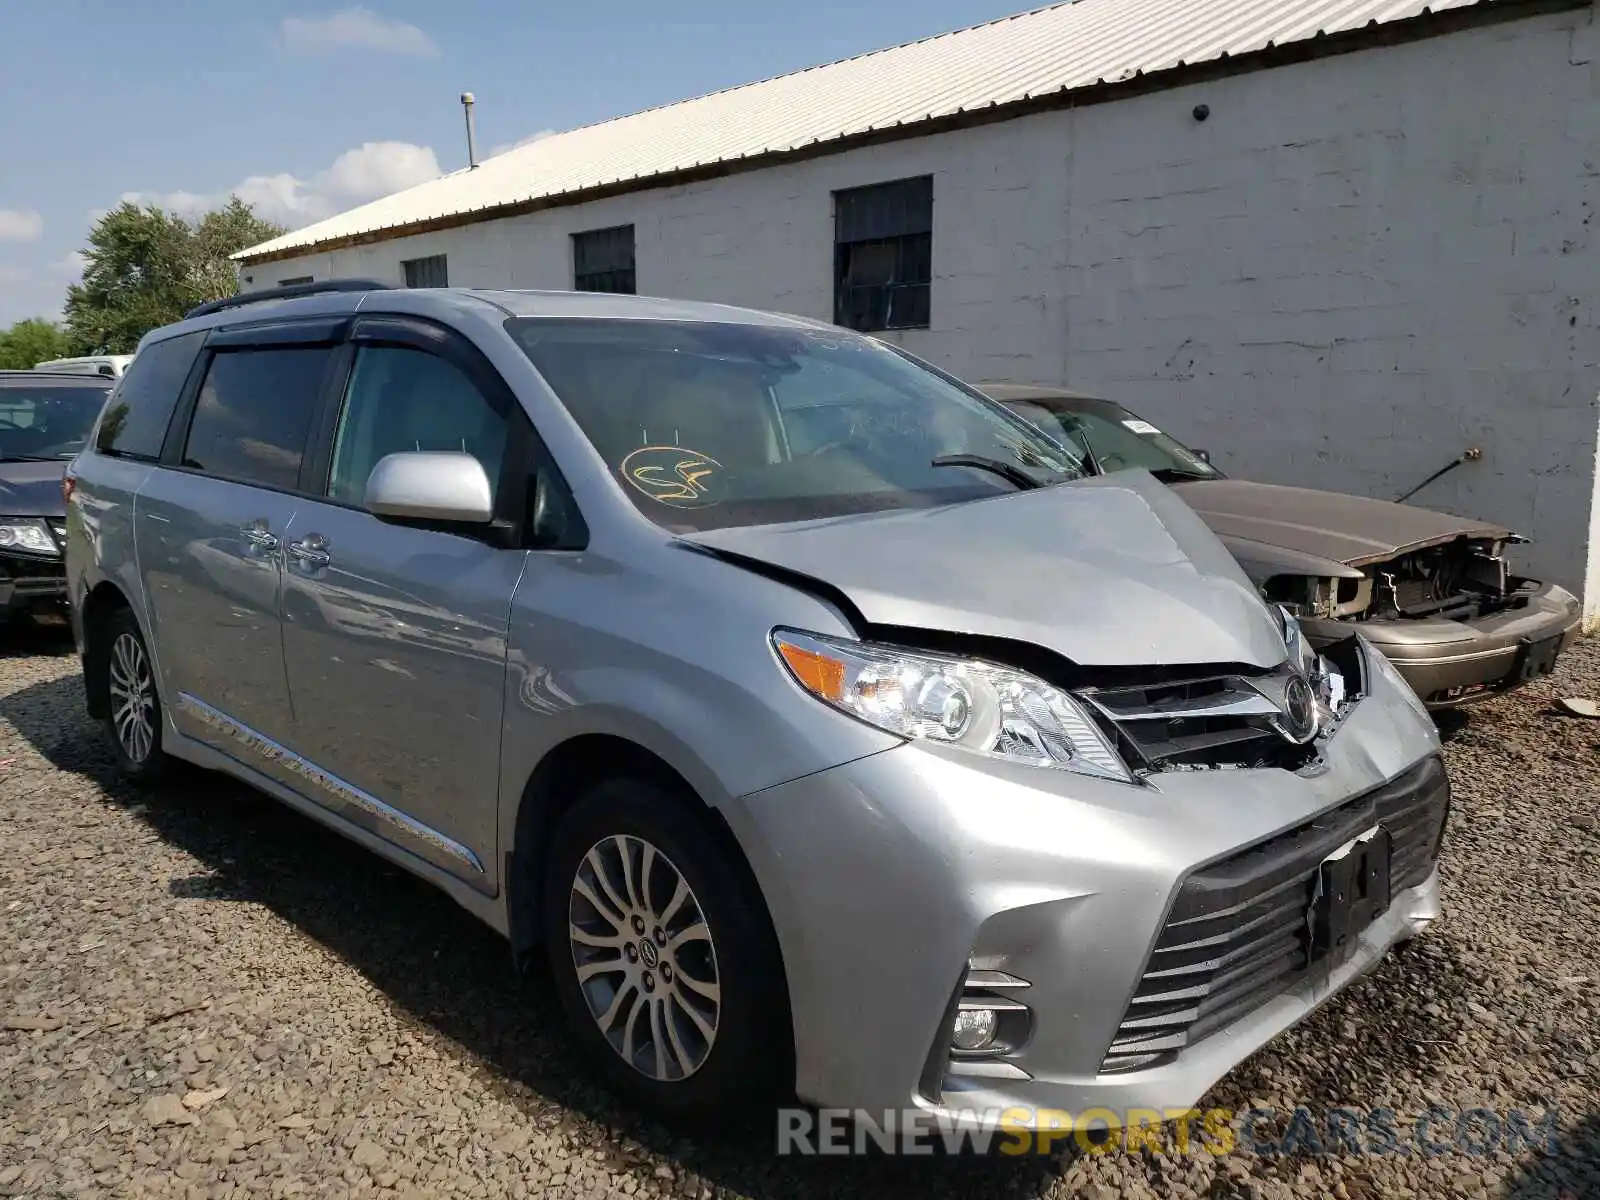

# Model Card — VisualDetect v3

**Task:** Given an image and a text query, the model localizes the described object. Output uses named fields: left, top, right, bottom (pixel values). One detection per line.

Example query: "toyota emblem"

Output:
left=1281, top=673, right=1318, bottom=744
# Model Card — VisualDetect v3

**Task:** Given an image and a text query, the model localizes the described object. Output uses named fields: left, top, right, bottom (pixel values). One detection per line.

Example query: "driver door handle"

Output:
left=287, top=534, right=331, bottom=569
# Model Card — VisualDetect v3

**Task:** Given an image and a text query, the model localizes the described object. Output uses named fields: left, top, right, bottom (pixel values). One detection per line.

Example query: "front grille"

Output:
left=0, top=553, right=65, bottom=582
left=1086, top=670, right=1303, bottom=771
left=1100, top=755, right=1449, bottom=1074
left=1081, top=637, right=1366, bottom=775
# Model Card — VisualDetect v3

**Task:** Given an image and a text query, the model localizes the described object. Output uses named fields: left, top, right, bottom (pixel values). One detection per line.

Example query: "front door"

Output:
left=279, top=330, right=526, bottom=890
left=138, top=339, right=339, bottom=759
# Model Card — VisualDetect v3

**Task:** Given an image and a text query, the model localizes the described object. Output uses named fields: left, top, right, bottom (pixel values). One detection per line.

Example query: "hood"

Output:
left=1167, top=479, right=1511, bottom=568
left=685, top=470, right=1287, bottom=669
left=0, top=459, right=68, bottom=518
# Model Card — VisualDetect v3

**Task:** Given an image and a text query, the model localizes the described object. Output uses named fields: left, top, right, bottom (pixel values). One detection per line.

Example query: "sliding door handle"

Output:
left=287, top=534, right=331, bottom=569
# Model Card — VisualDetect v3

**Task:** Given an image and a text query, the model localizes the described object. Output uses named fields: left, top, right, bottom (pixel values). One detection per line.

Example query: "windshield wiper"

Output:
left=0, top=455, right=71, bottom=463
left=931, top=454, right=1044, bottom=491
left=1148, top=466, right=1215, bottom=483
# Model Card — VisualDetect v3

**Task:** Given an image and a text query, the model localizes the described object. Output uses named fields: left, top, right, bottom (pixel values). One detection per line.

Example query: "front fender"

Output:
left=494, top=545, right=902, bottom=879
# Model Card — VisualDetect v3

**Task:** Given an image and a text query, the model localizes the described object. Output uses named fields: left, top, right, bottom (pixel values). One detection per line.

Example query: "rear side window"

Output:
left=181, top=347, right=334, bottom=491
left=95, top=332, right=205, bottom=460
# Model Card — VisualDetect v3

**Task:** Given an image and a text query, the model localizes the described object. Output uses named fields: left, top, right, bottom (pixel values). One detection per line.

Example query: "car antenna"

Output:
left=1394, top=447, right=1483, bottom=504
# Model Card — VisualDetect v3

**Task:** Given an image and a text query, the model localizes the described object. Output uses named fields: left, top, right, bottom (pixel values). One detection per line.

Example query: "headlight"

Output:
left=0, top=519, right=59, bottom=556
left=771, top=629, right=1133, bottom=783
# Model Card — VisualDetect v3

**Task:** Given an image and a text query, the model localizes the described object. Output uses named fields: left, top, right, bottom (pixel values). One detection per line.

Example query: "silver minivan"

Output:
left=65, top=282, right=1447, bottom=1129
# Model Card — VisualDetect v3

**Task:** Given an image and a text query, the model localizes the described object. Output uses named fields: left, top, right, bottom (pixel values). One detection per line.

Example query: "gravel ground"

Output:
left=1, top=622, right=1597, bottom=1199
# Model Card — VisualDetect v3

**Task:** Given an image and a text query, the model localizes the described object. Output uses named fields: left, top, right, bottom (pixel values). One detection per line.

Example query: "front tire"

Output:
left=542, top=778, right=786, bottom=1127
left=99, top=608, right=168, bottom=781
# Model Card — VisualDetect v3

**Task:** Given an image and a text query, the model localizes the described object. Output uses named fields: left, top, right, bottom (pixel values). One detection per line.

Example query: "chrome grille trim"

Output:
left=1082, top=666, right=1316, bottom=772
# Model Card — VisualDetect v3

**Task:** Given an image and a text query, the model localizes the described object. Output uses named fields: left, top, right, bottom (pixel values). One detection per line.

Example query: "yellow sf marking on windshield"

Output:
left=620, top=446, right=726, bottom=508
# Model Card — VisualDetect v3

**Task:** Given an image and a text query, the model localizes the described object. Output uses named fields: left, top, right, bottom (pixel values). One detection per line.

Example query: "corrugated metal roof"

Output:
left=237, top=0, right=1515, bottom=263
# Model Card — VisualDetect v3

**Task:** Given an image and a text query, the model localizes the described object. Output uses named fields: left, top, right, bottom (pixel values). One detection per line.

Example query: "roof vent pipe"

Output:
left=461, top=92, right=479, bottom=168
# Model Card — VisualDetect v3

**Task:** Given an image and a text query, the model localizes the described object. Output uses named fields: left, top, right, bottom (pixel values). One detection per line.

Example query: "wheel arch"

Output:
left=80, top=580, right=136, bottom=720
left=504, top=732, right=795, bottom=1076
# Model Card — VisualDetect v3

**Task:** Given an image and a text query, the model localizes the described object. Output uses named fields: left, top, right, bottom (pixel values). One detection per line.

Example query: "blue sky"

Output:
left=0, top=0, right=1032, bottom=326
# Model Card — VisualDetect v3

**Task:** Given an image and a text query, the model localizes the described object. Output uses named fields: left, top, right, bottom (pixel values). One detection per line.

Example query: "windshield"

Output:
left=1005, top=395, right=1220, bottom=481
left=0, top=386, right=111, bottom=461
left=506, top=318, right=1087, bottom=531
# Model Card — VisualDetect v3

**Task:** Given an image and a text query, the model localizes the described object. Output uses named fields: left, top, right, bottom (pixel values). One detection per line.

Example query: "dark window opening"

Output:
left=401, top=255, right=449, bottom=289
left=180, top=347, right=333, bottom=491
left=573, top=226, right=636, bottom=294
left=834, top=176, right=932, bottom=333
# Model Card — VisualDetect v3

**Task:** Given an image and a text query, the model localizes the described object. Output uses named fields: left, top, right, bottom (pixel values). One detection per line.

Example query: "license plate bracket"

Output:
left=1512, top=633, right=1562, bottom=684
left=1308, top=826, right=1392, bottom=969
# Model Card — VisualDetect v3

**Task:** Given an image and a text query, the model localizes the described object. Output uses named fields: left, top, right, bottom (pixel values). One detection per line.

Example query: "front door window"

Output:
left=328, top=344, right=508, bottom=506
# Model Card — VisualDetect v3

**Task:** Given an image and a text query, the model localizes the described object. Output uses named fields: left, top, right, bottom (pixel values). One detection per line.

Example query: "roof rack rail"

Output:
left=185, top=277, right=395, bottom=320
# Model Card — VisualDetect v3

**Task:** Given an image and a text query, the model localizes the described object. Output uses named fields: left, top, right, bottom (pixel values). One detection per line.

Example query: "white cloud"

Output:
left=281, top=7, right=438, bottom=56
left=0, top=209, right=43, bottom=243
left=118, top=140, right=443, bottom=231
left=0, top=252, right=87, bottom=325
left=321, top=141, right=442, bottom=199
left=488, top=129, right=557, bottom=158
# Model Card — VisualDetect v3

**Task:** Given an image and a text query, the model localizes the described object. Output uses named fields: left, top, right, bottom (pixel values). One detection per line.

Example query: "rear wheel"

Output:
left=100, top=608, right=168, bottom=780
left=542, top=778, right=786, bottom=1126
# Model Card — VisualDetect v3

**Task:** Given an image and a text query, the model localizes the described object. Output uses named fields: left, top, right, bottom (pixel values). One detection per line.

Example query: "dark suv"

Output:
left=0, top=370, right=114, bottom=622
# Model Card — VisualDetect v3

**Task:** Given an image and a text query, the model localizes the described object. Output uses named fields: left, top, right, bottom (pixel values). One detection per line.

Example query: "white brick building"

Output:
left=235, top=0, right=1600, bottom=622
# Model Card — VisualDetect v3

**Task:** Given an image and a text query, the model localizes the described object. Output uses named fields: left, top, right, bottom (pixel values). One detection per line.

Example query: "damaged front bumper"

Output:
left=722, top=638, right=1445, bottom=1127
left=1303, top=581, right=1581, bottom=708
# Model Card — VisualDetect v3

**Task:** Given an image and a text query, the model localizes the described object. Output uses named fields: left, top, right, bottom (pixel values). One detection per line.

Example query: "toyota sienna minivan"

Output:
left=64, top=280, right=1448, bottom=1128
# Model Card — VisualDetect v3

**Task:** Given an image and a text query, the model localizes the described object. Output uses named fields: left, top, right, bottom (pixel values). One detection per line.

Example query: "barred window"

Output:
left=401, top=254, right=449, bottom=288
left=573, top=226, right=636, bottom=294
left=833, top=177, right=932, bottom=333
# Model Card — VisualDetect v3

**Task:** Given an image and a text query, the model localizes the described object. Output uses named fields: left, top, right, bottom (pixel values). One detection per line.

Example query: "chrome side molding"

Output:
left=175, top=692, right=486, bottom=877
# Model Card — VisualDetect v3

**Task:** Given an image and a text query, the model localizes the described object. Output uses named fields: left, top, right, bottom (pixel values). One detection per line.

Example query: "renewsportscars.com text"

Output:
left=776, top=1104, right=1564, bottom=1158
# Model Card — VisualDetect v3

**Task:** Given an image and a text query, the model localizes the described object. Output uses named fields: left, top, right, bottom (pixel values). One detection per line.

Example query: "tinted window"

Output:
left=95, top=332, right=205, bottom=460
left=181, top=347, right=332, bottom=490
left=327, top=345, right=507, bottom=506
left=507, top=317, right=1085, bottom=532
left=0, top=386, right=111, bottom=461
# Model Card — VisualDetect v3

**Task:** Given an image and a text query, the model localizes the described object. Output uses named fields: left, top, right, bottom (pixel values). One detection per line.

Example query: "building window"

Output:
left=833, top=176, right=932, bottom=332
left=402, top=254, right=449, bottom=288
left=279, top=276, right=313, bottom=286
left=572, top=226, right=636, bottom=294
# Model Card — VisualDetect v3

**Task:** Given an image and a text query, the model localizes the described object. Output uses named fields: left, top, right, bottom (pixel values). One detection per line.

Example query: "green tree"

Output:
left=0, top=318, right=72, bottom=370
left=64, top=197, right=285, bottom=354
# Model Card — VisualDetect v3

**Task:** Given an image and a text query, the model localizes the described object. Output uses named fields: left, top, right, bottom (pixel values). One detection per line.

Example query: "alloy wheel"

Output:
left=567, top=834, right=721, bottom=1082
left=108, top=631, right=155, bottom=764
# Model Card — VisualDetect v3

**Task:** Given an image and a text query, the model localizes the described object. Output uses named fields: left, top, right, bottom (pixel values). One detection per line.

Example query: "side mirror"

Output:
left=365, top=451, right=493, bottom=525
left=1192, top=448, right=1211, bottom=463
